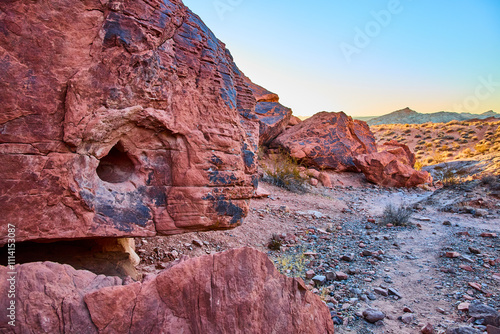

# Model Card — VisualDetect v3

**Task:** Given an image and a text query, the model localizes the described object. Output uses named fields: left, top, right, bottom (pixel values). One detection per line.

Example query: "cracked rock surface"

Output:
left=0, top=0, right=259, bottom=245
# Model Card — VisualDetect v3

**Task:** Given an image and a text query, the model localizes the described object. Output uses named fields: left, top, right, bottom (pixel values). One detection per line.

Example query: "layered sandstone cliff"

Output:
left=0, top=0, right=260, bottom=245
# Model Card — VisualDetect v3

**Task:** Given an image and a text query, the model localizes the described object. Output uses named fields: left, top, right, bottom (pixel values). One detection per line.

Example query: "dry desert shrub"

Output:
left=458, top=148, right=474, bottom=158
left=261, top=151, right=308, bottom=193
left=480, top=174, right=499, bottom=188
left=381, top=204, right=413, bottom=227
left=432, top=152, right=446, bottom=164
left=271, top=248, right=307, bottom=278
left=268, top=234, right=283, bottom=251
left=474, top=143, right=490, bottom=154
left=437, top=168, right=467, bottom=187
left=439, top=144, right=449, bottom=152
left=414, top=160, right=423, bottom=171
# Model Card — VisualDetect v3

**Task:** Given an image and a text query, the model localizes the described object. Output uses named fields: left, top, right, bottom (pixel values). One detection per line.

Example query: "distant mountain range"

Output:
left=360, top=108, right=499, bottom=125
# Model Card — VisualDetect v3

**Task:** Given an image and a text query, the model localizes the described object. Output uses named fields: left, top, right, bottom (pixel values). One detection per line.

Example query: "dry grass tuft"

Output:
left=381, top=204, right=413, bottom=226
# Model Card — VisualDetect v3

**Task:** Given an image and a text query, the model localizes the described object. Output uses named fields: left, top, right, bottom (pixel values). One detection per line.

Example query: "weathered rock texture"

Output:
left=242, top=76, right=293, bottom=146
left=272, top=111, right=377, bottom=171
left=0, top=261, right=122, bottom=333
left=0, top=248, right=334, bottom=334
left=288, top=115, right=302, bottom=128
left=255, top=102, right=293, bottom=146
left=85, top=247, right=334, bottom=334
left=244, top=75, right=279, bottom=103
left=0, top=0, right=259, bottom=245
left=354, top=141, right=432, bottom=187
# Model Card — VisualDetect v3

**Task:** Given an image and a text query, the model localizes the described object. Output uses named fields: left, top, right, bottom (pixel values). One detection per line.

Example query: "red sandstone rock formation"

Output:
left=0, top=261, right=122, bottom=333
left=288, top=115, right=302, bottom=128
left=255, top=102, right=293, bottom=146
left=353, top=141, right=432, bottom=187
left=0, top=248, right=334, bottom=334
left=244, top=76, right=280, bottom=103
left=0, top=0, right=260, bottom=245
left=272, top=111, right=377, bottom=171
left=382, top=140, right=416, bottom=165
left=242, top=76, right=293, bottom=146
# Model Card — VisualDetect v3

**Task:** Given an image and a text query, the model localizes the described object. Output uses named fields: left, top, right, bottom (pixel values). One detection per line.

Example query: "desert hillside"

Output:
left=371, top=119, right=500, bottom=177
left=368, top=108, right=500, bottom=126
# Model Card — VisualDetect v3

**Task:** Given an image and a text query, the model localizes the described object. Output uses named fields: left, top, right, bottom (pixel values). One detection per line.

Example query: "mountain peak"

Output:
left=368, top=109, right=499, bottom=125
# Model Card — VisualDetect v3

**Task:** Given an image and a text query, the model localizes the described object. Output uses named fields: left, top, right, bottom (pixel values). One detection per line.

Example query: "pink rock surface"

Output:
left=288, top=115, right=302, bottom=127
left=1, top=248, right=333, bottom=333
left=354, top=141, right=432, bottom=187
left=243, top=75, right=280, bottom=103
left=318, top=172, right=333, bottom=188
left=272, top=111, right=377, bottom=171
left=255, top=102, right=293, bottom=145
left=0, top=262, right=122, bottom=333
left=0, top=0, right=259, bottom=245
left=382, top=140, right=417, bottom=166
left=84, top=247, right=334, bottom=334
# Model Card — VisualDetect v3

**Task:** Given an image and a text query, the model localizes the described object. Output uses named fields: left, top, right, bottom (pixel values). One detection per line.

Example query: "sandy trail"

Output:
left=137, top=175, right=500, bottom=333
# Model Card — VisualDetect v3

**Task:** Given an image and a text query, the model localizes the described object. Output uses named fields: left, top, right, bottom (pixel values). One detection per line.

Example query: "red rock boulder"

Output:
left=1, top=248, right=334, bottom=333
left=0, top=262, right=122, bottom=333
left=353, top=141, right=432, bottom=187
left=382, top=140, right=416, bottom=165
left=0, top=0, right=259, bottom=245
left=244, top=75, right=279, bottom=102
left=255, top=102, right=293, bottom=146
left=288, top=115, right=303, bottom=128
left=84, top=247, right=334, bottom=334
left=242, top=76, right=293, bottom=146
left=272, top=111, right=377, bottom=171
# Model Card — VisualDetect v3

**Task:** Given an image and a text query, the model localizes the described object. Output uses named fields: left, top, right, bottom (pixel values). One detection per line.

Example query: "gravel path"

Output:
left=136, top=177, right=500, bottom=333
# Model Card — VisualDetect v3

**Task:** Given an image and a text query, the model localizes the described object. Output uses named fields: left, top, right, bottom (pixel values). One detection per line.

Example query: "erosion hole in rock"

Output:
left=97, top=143, right=135, bottom=183
left=0, top=238, right=139, bottom=280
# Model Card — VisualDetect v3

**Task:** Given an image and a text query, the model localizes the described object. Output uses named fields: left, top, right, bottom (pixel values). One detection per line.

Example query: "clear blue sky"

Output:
left=183, top=0, right=500, bottom=117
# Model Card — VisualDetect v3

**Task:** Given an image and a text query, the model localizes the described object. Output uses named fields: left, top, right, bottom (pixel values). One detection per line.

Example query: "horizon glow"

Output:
left=183, top=0, right=500, bottom=117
